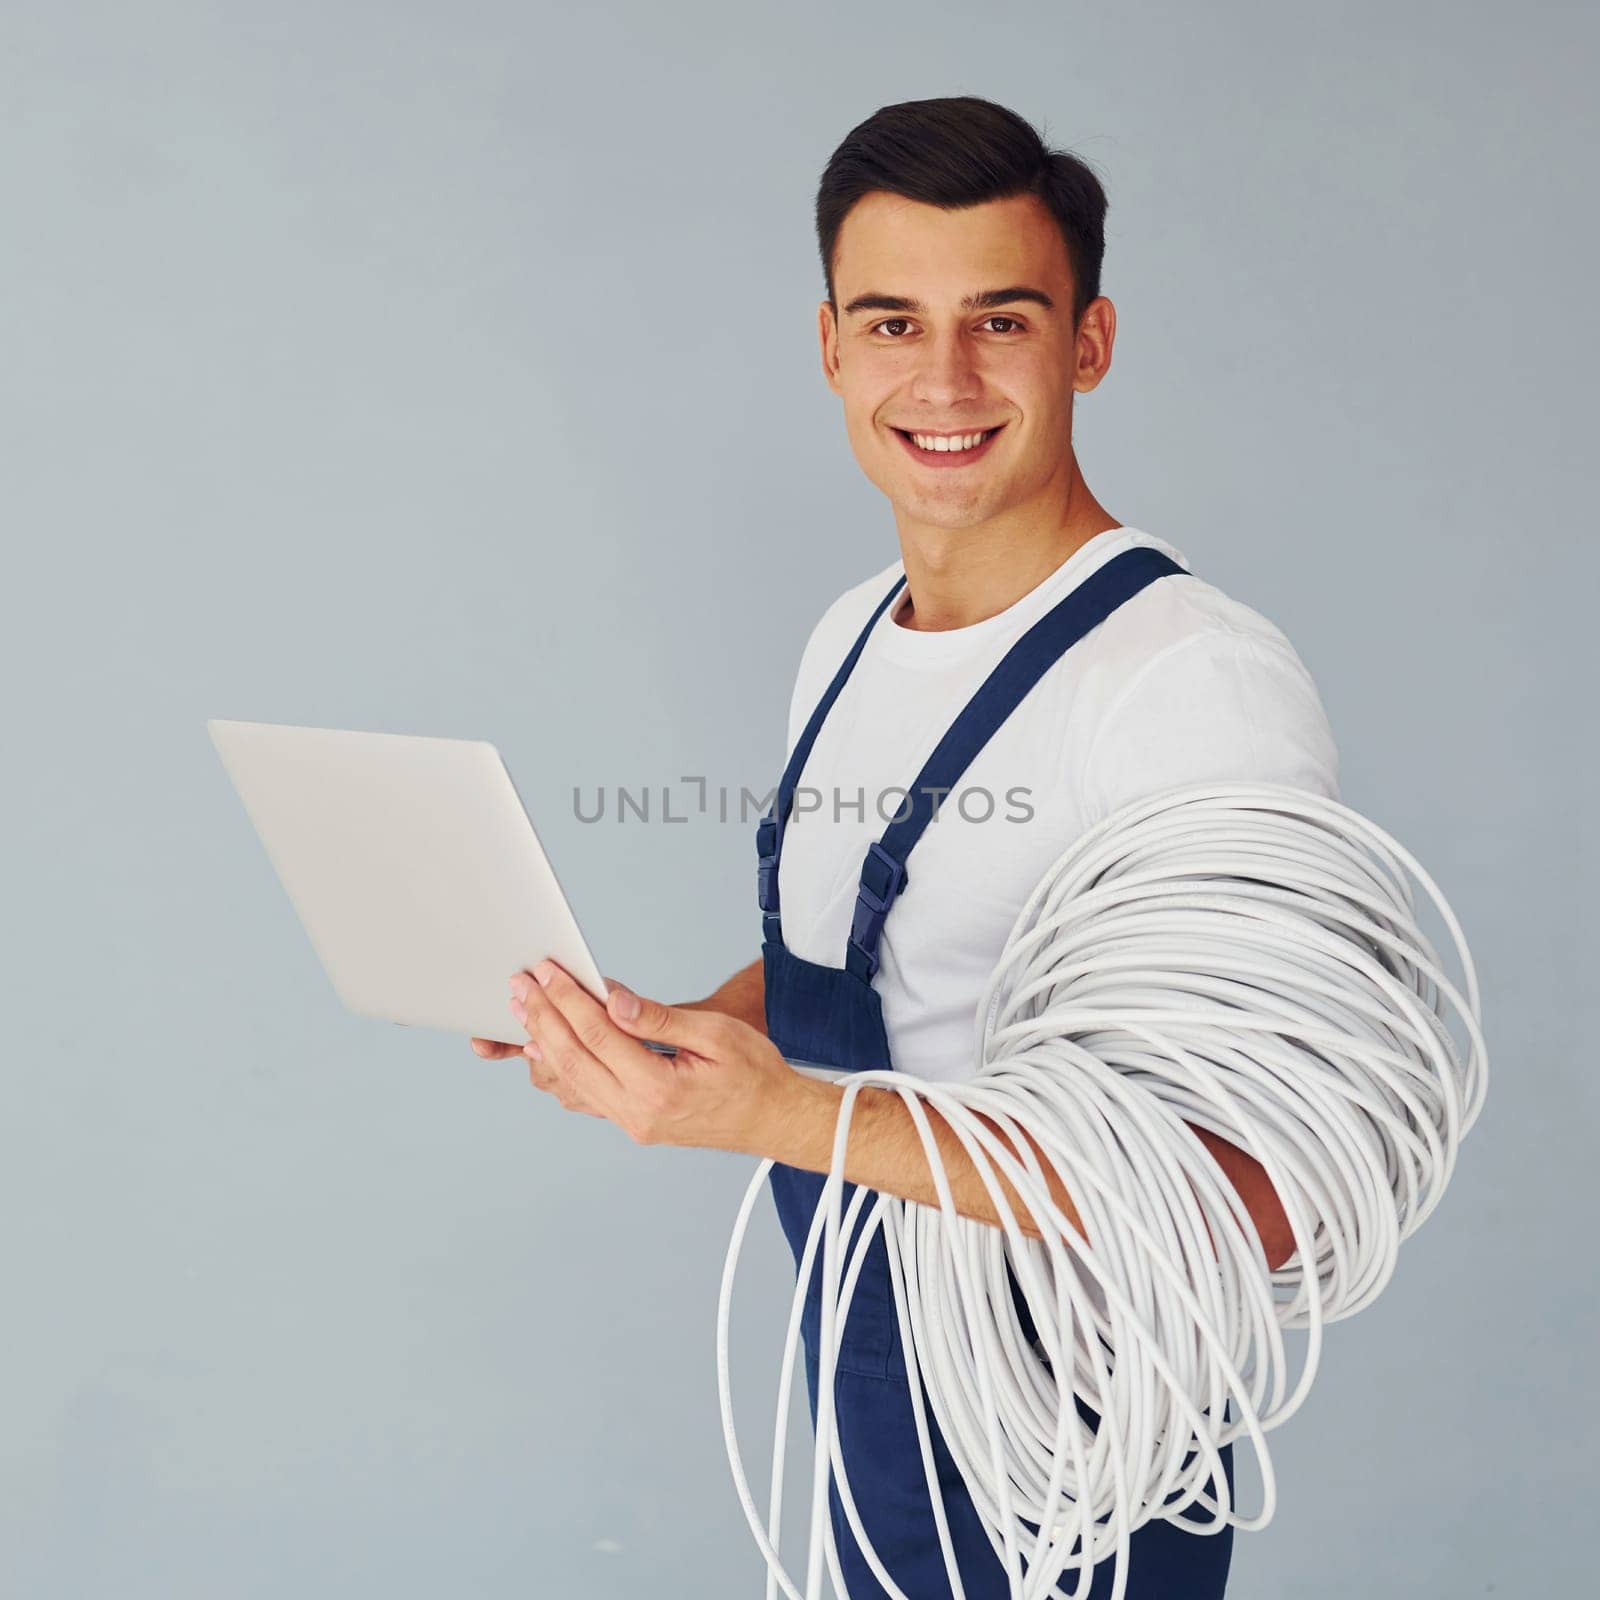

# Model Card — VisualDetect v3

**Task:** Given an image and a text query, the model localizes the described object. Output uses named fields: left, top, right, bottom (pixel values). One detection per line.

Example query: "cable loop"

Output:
left=718, top=782, right=1487, bottom=1600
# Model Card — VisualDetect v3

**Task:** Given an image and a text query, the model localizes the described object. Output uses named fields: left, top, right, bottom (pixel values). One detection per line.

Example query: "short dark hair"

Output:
left=815, top=96, right=1109, bottom=328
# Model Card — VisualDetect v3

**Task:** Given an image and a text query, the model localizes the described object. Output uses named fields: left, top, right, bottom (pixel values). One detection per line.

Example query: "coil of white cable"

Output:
left=717, top=781, right=1487, bottom=1600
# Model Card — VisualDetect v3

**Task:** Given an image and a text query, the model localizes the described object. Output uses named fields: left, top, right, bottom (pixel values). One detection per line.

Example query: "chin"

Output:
left=895, top=494, right=996, bottom=533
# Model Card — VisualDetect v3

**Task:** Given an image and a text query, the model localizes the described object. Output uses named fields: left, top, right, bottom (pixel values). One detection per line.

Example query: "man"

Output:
left=473, top=95, right=1338, bottom=1598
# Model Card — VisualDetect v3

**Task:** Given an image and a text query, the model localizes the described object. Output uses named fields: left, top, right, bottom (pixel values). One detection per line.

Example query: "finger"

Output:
left=602, top=979, right=727, bottom=1055
left=470, top=1037, right=525, bottom=1059
left=512, top=965, right=625, bottom=1104
left=519, top=962, right=661, bottom=1082
left=525, top=1049, right=604, bottom=1117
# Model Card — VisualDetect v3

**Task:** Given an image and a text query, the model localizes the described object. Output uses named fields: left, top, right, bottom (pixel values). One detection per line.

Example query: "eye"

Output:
left=866, top=315, right=1027, bottom=338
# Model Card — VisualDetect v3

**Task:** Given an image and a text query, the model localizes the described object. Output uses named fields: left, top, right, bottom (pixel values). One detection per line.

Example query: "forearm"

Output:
left=766, top=1074, right=1295, bottom=1270
left=767, top=1075, right=1086, bottom=1241
left=681, top=956, right=767, bottom=1035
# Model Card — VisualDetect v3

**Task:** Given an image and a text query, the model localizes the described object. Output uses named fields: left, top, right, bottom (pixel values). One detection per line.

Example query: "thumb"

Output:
left=604, top=980, right=715, bottom=1049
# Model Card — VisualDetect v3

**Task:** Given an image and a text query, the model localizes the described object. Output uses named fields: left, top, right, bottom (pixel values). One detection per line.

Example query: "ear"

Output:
left=1073, top=295, right=1116, bottom=395
left=818, top=299, right=843, bottom=397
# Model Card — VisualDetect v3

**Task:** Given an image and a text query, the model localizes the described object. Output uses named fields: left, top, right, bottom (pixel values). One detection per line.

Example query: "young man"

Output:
left=477, top=95, right=1339, bottom=1599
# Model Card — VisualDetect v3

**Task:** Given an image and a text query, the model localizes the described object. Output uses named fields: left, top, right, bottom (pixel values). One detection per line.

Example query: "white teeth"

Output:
left=910, top=430, right=990, bottom=453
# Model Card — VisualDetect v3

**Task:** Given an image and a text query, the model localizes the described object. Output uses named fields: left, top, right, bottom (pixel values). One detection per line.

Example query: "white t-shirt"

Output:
left=773, top=525, right=1342, bottom=1083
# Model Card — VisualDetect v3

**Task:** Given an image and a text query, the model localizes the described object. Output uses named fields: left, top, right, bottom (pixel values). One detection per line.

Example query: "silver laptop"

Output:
left=207, top=718, right=631, bottom=1048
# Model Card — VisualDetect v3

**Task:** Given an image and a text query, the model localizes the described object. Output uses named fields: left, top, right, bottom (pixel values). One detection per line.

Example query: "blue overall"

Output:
left=756, top=546, right=1236, bottom=1599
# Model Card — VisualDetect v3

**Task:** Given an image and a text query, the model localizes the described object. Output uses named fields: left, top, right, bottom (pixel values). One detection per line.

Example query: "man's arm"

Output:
left=690, top=959, right=1297, bottom=1272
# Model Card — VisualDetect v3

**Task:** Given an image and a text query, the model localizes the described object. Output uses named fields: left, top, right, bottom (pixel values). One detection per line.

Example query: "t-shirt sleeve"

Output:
left=1078, top=629, right=1341, bottom=830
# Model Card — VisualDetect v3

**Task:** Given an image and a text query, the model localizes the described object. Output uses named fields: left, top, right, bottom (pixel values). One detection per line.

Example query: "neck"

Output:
left=891, top=454, right=1119, bottom=632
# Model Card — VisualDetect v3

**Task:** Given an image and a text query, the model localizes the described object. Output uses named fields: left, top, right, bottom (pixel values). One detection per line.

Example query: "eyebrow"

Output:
left=841, top=285, right=1057, bottom=318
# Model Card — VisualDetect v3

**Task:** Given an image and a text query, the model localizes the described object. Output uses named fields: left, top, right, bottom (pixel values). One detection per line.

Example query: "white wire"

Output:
left=717, top=782, right=1487, bottom=1600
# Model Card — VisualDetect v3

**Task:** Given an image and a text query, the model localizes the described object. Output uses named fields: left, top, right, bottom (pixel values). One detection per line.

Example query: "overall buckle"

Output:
left=847, top=842, right=908, bottom=980
left=756, top=814, right=780, bottom=913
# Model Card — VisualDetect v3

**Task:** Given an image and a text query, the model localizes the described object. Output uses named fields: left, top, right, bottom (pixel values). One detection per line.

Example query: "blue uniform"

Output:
left=755, top=546, right=1236, bottom=1598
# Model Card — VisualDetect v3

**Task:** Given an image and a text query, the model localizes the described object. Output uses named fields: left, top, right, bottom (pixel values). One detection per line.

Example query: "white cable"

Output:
left=717, top=782, right=1487, bottom=1600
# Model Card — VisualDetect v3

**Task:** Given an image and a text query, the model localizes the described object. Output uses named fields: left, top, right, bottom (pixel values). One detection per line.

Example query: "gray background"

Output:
left=2, top=1, right=1593, bottom=1595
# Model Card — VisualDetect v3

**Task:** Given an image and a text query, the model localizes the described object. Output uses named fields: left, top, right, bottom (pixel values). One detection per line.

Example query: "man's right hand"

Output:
left=470, top=955, right=767, bottom=1059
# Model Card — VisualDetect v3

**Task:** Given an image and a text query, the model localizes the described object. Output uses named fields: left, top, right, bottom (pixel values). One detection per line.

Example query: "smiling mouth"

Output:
left=892, top=423, right=1006, bottom=460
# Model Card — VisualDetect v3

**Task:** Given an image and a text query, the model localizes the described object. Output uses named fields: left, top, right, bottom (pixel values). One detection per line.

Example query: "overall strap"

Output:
left=845, top=546, right=1187, bottom=981
left=757, top=572, right=908, bottom=945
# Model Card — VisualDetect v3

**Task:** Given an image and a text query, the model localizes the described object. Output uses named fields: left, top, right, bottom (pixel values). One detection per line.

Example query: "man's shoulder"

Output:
left=792, top=531, right=1317, bottom=681
left=806, top=555, right=907, bottom=654
left=780, top=556, right=905, bottom=752
left=1078, top=547, right=1342, bottom=815
left=1094, top=534, right=1315, bottom=682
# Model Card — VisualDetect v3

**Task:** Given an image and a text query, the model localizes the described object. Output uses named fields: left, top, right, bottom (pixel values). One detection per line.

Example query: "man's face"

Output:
left=819, top=191, right=1111, bottom=533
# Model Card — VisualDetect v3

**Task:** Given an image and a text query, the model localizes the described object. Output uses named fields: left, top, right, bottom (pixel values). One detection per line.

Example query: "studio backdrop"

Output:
left=2, top=3, right=1593, bottom=1597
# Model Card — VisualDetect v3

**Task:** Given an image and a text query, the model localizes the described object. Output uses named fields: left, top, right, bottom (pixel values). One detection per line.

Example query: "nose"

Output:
left=908, top=327, right=984, bottom=409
